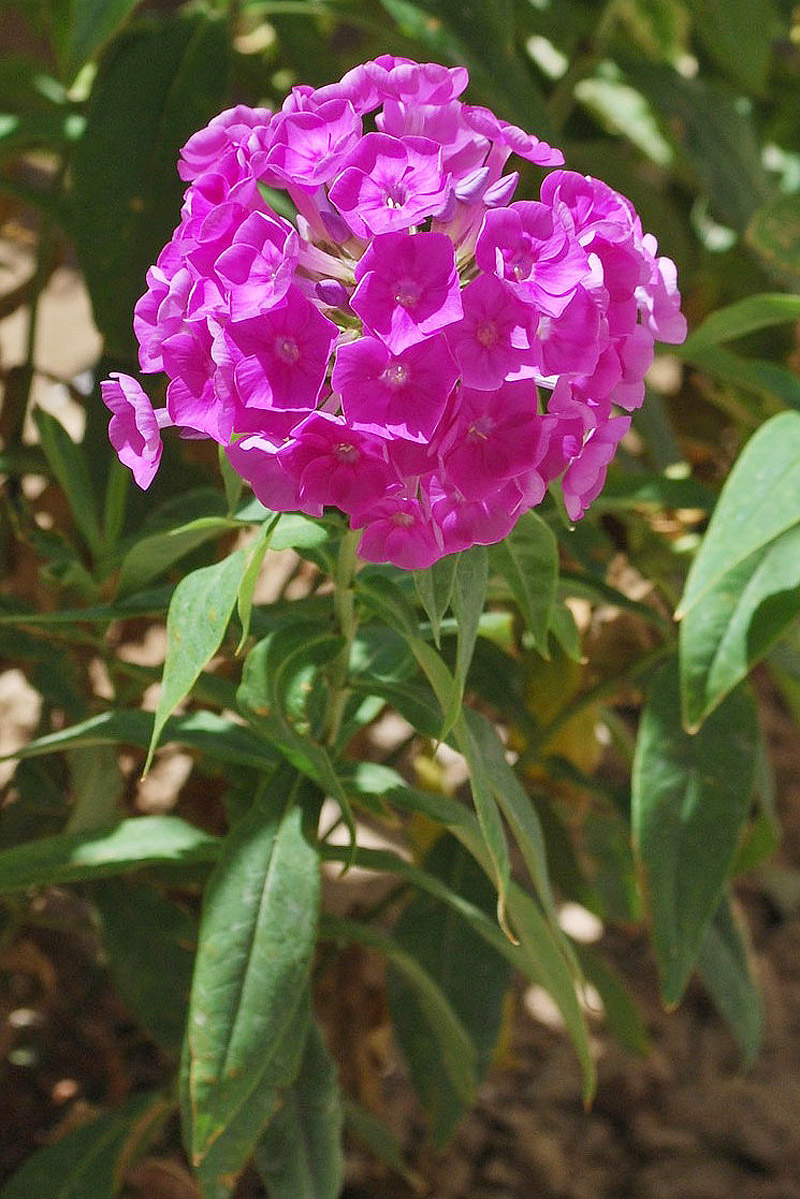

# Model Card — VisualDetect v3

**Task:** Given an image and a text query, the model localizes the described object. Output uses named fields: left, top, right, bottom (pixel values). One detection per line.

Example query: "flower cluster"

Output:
left=102, top=56, right=686, bottom=569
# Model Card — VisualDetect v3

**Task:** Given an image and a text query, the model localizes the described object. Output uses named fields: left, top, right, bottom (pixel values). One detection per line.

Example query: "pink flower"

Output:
left=329, top=133, right=450, bottom=237
left=101, top=373, right=169, bottom=489
left=351, top=232, right=462, bottom=353
left=333, top=333, right=457, bottom=441
left=106, top=55, right=686, bottom=569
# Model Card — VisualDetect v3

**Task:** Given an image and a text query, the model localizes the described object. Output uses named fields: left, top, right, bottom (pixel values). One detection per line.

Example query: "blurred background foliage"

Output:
left=1, top=0, right=800, bottom=1192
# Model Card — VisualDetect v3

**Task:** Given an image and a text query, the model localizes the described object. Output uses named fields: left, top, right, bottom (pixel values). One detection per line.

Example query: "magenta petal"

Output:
left=101, top=373, right=163, bottom=489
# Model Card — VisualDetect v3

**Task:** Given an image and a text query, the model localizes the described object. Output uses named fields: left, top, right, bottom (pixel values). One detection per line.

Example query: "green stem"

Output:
left=324, top=528, right=360, bottom=748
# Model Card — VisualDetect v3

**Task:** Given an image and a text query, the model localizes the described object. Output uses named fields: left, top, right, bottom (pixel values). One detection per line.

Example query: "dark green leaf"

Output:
left=253, top=1019, right=344, bottom=1199
left=0, top=1092, right=166, bottom=1199
left=321, top=915, right=477, bottom=1107
left=145, top=549, right=248, bottom=772
left=186, top=774, right=319, bottom=1194
left=681, top=293, right=800, bottom=354
left=677, top=412, right=800, bottom=727
left=71, top=13, right=229, bottom=355
left=0, top=816, right=218, bottom=892
left=2, top=709, right=278, bottom=772
left=489, top=510, right=558, bottom=652
left=632, top=659, right=759, bottom=1004
left=116, top=517, right=237, bottom=599
left=682, top=346, right=800, bottom=412
left=388, top=835, right=512, bottom=1147
left=33, top=407, right=101, bottom=558
left=746, top=192, right=800, bottom=287
left=697, top=892, right=763, bottom=1066
left=685, top=0, right=778, bottom=93
left=343, top=1102, right=421, bottom=1189
left=572, top=943, right=648, bottom=1056
left=413, top=555, right=457, bottom=649
left=65, top=0, right=147, bottom=78
left=448, top=545, right=489, bottom=726
left=94, top=878, right=195, bottom=1052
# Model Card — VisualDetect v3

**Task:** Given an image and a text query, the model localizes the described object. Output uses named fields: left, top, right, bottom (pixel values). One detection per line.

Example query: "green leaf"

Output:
left=253, top=1019, right=344, bottom=1199
left=185, top=773, right=319, bottom=1194
left=682, top=346, right=800, bottom=412
left=413, top=555, right=456, bottom=649
left=388, top=835, right=512, bottom=1147
left=0, top=1092, right=166, bottom=1199
left=116, top=517, right=237, bottom=599
left=677, top=412, right=800, bottom=727
left=697, top=892, right=763, bottom=1066
left=572, top=943, right=648, bottom=1056
left=343, top=1102, right=421, bottom=1188
left=621, top=60, right=771, bottom=231
left=681, top=294, right=800, bottom=354
left=1, top=709, right=277, bottom=772
left=632, top=659, right=759, bottom=1005
left=680, top=523, right=800, bottom=728
left=93, top=878, right=195, bottom=1052
left=145, top=549, right=248, bottom=772
left=65, top=743, right=124, bottom=834
left=0, top=816, right=218, bottom=892
left=236, top=517, right=279, bottom=652
left=684, top=0, right=777, bottom=93
left=448, top=545, right=489, bottom=727
left=489, top=510, right=558, bottom=653
left=746, top=192, right=800, bottom=287
left=676, top=413, right=800, bottom=619
left=322, top=915, right=477, bottom=1107
left=33, top=407, right=101, bottom=558
left=64, top=0, right=147, bottom=78
left=237, top=626, right=355, bottom=846
left=71, top=12, right=229, bottom=356
left=504, top=884, right=595, bottom=1101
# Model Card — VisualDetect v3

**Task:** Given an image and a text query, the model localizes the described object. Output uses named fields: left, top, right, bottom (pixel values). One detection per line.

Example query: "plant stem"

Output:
left=324, top=528, right=360, bottom=748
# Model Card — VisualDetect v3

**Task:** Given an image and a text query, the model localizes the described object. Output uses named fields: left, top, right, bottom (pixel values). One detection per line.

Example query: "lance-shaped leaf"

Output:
left=33, top=408, right=102, bottom=559
left=116, top=517, right=237, bottom=599
left=448, top=545, right=489, bottom=728
left=145, top=549, right=249, bottom=772
left=0, top=816, right=218, bottom=893
left=697, top=891, right=763, bottom=1067
left=414, top=554, right=457, bottom=649
left=321, top=915, right=477, bottom=1107
left=677, top=412, right=800, bottom=728
left=632, top=658, right=759, bottom=1005
left=185, top=773, right=320, bottom=1195
left=388, top=835, right=512, bottom=1147
left=489, top=510, right=558, bottom=653
left=0, top=1092, right=167, bottom=1199
left=253, top=1019, right=344, bottom=1199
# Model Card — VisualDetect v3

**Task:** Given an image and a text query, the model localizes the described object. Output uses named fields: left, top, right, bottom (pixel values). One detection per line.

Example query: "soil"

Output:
left=2, top=250, right=800, bottom=1199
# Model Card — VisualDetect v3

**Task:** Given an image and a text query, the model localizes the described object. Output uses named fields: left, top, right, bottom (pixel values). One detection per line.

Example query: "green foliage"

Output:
left=2, top=0, right=799, bottom=1192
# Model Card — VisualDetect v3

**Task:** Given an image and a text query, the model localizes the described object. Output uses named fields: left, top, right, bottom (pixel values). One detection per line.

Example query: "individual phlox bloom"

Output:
left=463, top=105, right=564, bottom=168
left=377, top=100, right=489, bottom=181
left=178, top=104, right=273, bottom=182
left=351, top=231, right=462, bottom=353
left=261, top=99, right=362, bottom=191
left=354, top=495, right=442, bottom=570
left=561, top=415, right=631, bottom=520
left=375, top=57, right=470, bottom=106
left=531, top=286, right=602, bottom=379
left=278, top=412, right=399, bottom=514
left=101, top=373, right=170, bottom=489
left=638, top=240, right=687, bottom=344
left=162, top=322, right=233, bottom=445
left=428, top=475, right=529, bottom=556
left=214, top=210, right=299, bottom=318
left=333, top=333, right=458, bottom=441
left=226, top=432, right=307, bottom=514
left=446, top=273, right=538, bottom=389
left=476, top=202, right=590, bottom=316
left=223, top=287, right=338, bottom=411
left=134, top=261, right=194, bottom=374
left=329, top=133, right=450, bottom=238
left=437, top=380, right=547, bottom=501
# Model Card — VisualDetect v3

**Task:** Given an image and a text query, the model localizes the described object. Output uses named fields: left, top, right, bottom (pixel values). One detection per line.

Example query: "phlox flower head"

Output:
left=103, top=56, right=686, bottom=568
